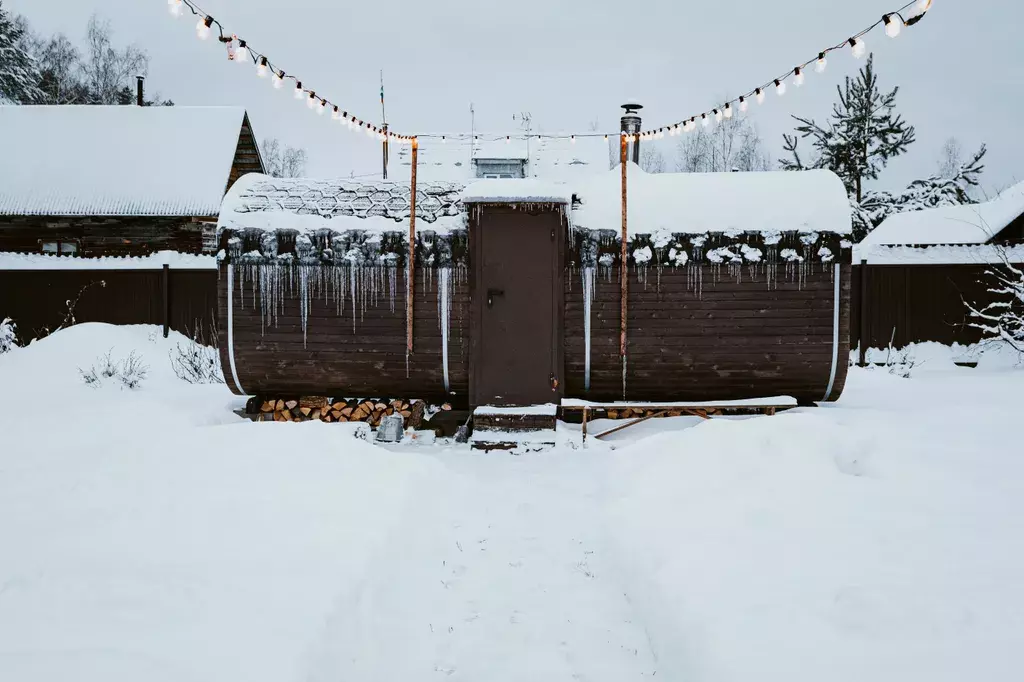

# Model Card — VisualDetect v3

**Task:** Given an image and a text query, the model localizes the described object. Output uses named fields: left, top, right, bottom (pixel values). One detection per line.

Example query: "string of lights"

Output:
left=635, top=0, right=933, bottom=141
left=166, top=0, right=934, bottom=144
left=166, top=0, right=416, bottom=144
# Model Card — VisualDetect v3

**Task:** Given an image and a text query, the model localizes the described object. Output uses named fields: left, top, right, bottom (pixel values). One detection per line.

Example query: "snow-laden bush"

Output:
left=968, top=255, right=1024, bottom=357
left=0, top=317, right=17, bottom=354
left=169, top=321, right=223, bottom=384
left=79, top=349, right=149, bottom=390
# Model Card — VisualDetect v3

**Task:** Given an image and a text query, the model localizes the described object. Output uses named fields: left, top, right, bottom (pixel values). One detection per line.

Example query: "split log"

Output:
left=261, top=401, right=276, bottom=413
left=285, top=400, right=298, bottom=410
left=300, top=396, right=329, bottom=409
left=407, top=400, right=426, bottom=429
left=275, top=399, right=285, bottom=411
left=274, top=412, right=287, bottom=423
left=300, top=407, right=312, bottom=417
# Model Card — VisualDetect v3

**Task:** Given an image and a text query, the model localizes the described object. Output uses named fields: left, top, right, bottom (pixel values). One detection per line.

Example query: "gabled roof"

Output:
left=391, top=135, right=611, bottom=182
left=0, top=105, right=251, bottom=217
left=859, top=180, right=1024, bottom=247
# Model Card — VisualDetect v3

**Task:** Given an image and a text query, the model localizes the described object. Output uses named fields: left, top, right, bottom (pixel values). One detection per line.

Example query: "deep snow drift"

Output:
left=1, top=323, right=1022, bottom=681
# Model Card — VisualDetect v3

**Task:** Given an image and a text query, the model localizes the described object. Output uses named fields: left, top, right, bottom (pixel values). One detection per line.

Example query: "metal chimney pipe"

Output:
left=620, top=101, right=643, bottom=165
left=136, top=76, right=145, bottom=107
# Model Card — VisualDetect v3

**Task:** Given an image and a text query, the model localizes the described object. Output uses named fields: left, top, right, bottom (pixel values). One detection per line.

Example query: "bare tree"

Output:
left=262, top=138, right=308, bottom=178
left=936, top=137, right=964, bottom=179
left=81, top=14, right=148, bottom=104
left=676, top=115, right=770, bottom=173
left=640, top=145, right=666, bottom=173
left=967, top=248, right=1024, bottom=355
left=37, top=33, right=88, bottom=104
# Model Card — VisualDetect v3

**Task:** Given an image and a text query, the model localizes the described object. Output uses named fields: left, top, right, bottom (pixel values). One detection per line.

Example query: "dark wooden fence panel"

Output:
left=0, top=269, right=217, bottom=344
left=851, top=263, right=1015, bottom=351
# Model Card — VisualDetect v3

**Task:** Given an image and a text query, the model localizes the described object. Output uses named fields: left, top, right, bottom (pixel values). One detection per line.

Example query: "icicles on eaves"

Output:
left=438, top=267, right=452, bottom=393
left=582, top=267, right=595, bottom=392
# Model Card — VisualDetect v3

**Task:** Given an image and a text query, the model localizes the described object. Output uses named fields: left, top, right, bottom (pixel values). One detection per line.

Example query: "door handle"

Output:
left=487, top=288, right=504, bottom=307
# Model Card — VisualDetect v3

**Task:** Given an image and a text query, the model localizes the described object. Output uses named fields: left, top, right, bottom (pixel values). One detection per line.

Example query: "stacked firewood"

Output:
left=258, top=396, right=442, bottom=426
left=603, top=407, right=708, bottom=419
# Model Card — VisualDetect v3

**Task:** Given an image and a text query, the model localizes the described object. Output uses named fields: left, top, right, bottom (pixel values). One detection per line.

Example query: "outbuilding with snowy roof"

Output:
left=0, top=105, right=264, bottom=257
left=216, top=165, right=852, bottom=407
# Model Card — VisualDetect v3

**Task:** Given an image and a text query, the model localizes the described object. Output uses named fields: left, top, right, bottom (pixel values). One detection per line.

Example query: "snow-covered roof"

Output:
left=853, top=243, right=1024, bottom=265
left=860, top=180, right=1024, bottom=247
left=0, top=250, right=215, bottom=270
left=218, top=174, right=466, bottom=236
left=0, top=105, right=249, bottom=217
left=573, top=165, right=852, bottom=236
left=391, top=135, right=611, bottom=182
left=462, top=180, right=572, bottom=205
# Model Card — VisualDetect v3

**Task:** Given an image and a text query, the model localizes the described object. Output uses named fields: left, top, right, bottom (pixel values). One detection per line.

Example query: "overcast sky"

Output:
left=9, top=0, right=1022, bottom=194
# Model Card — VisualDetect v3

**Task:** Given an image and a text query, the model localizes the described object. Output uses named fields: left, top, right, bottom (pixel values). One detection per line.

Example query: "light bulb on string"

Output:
left=724, top=103, right=733, bottom=119
left=272, top=70, right=284, bottom=88
left=849, top=36, right=866, bottom=58
left=235, top=39, right=249, bottom=64
left=306, top=92, right=317, bottom=109
left=917, top=0, right=932, bottom=10
left=571, top=135, right=577, bottom=144
left=714, top=109, right=722, bottom=123
left=794, top=67, right=804, bottom=86
left=331, top=106, right=340, bottom=120
left=168, top=0, right=183, bottom=17
left=816, top=52, right=827, bottom=73
left=442, top=135, right=447, bottom=144
left=775, top=79, right=786, bottom=96
left=755, top=88, right=765, bottom=105
left=506, top=135, right=511, bottom=144
left=884, top=14, right=902, bottom=38
left=317, top=99, right=327, bottom=115
left=196, top=16, right=213, bottom=40
left=739, top=95, right=748, bottom=113
left=294, top=81, right=304, bottom=99
left=256, top=56, right=269, bottom=78
left=701, top=113, right=709, bottom=127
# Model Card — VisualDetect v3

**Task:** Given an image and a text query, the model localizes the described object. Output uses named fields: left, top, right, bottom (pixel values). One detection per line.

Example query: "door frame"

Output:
left=468, top=203, right=566, bottom=408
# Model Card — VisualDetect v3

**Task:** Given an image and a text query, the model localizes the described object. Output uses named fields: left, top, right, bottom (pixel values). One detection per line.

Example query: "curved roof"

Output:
left=0, top=105, right=248, bottom=217
left=573, top=165, right=852, bottom=236
left=859, top=180, right=1024, bottom=247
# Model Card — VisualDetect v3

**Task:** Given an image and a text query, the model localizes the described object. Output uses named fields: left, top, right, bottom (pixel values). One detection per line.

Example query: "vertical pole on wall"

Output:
left=407, top=137, right=418, bottom=356
left=858, top=258, right=867, bottom=367
left=162, top=263, right=170, bottom=338
left=620, top=134, right=629, bottom=399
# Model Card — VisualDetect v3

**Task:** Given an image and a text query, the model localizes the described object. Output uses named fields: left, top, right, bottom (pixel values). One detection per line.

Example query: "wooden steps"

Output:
left=471, top=405, right=557, bottom=451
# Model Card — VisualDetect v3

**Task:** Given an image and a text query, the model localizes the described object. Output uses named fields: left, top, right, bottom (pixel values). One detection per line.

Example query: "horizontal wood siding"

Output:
left=0, top=215, right=208, bottom=256
left=0, top=269, right=217, bottom=342
left=219, top=264, right=470, bottom=402
left=565, top=263, right=850, bottom=403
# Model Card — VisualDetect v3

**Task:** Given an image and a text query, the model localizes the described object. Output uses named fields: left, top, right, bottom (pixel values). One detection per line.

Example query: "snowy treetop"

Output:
left=0, top=106, right=248, bottom=217
left=861, top=180, right=1024, bottom=247
left=573, top=165, right=852, bottom=237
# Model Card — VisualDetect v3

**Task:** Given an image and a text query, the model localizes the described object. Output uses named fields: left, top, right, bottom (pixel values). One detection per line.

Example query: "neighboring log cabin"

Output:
left=0, top=105, right=264, bottom=257
left=216, top=166, right=853, bottom=408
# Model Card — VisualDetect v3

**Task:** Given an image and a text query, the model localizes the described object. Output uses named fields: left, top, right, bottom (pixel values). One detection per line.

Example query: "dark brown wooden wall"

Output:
left=0, top=216, right=208, bottom=257
left=227, top=114, right=265, bottom=192
left=565, top=263, right=850, bottom=404
left=0, top=268, right=217, bottom=343
left=219, top=264, right=470, bottom=403
left=851, top=262, right=1021, bottom=349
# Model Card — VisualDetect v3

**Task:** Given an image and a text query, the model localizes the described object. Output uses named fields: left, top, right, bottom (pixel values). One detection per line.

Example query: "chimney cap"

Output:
left=621, top=101, right=643, bottom=114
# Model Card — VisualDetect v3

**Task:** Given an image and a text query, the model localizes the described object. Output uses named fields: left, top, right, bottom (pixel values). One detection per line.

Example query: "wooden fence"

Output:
left=850, top=262, right=1015, bottom=355
left=0, top=267, right=218, bottom=344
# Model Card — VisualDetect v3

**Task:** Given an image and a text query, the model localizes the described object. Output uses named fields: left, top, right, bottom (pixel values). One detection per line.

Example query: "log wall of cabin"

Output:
left=564, top=263, right=851, bottom=404
left=0, top=215, right=210, bottom=256
left=219, top=264, right=470, bottom=403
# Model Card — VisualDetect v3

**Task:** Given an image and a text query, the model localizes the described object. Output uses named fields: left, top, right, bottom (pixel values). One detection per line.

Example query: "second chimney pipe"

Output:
left=136, top=76, right=145, bottom=107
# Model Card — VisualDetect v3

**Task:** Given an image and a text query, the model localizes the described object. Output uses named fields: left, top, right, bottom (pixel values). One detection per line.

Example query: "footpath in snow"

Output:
left=1, top=323, right=1022, bottom=681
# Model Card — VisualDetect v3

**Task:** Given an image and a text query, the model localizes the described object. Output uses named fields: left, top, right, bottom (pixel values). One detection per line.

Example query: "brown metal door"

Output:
left=474, top=207, right=562, bottom=406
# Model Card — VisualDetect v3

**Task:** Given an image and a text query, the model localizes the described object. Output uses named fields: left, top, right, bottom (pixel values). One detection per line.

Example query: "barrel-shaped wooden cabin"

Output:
left=217, top=166, right=852, bottom=407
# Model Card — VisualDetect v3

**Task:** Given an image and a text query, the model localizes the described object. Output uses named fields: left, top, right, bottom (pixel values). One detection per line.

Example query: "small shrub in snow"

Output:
left=0, top=317, right=17, bottom=354
left=169, top=321, right=223, bottom=385
left=79, top=349, right=148, bottom=390
left=119, top=352, right=149, bottom=390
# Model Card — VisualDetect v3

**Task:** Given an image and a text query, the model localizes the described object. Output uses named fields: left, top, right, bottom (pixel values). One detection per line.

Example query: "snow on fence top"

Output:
left=572, top=165, right=852, bottom=236
left=861, top=180, right=1024, bottom=247
left=462, top=179, right=573, bottom=205
left=0, top=106, right=248, bottom=217
left=853, top=243, right=1024, bottom=265
left=0, top=250, right=216, bottom=270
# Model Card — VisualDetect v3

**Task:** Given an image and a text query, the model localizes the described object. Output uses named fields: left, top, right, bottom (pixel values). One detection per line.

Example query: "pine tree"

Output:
left=781, top=54, right=915, bottom=202
left=0, top=1, right=43, bottom=103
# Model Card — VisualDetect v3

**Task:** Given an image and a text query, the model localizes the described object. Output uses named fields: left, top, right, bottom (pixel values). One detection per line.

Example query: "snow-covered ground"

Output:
left=1, top=324, right=1022, bottom=681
